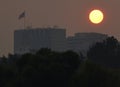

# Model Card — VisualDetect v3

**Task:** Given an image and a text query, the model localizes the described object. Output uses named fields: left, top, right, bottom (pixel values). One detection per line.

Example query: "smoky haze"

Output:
left=0, top=0, right=120, bottom=56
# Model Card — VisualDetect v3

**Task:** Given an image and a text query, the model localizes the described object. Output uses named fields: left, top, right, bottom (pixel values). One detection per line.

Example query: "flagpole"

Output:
left=24, top=11, right=26, bottom=29
left=24, top=14, right=26, bottom=29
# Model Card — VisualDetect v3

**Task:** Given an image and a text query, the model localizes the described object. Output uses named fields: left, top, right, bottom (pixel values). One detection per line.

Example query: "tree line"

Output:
left=0, top=36, right=120, bottom=87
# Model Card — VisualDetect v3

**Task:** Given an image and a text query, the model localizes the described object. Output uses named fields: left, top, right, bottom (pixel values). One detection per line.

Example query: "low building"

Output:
left=67, top=33, right=108, bottom=54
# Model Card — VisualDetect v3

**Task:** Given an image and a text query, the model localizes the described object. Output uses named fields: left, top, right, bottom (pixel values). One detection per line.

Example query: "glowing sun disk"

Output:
left=89, top=9, right=104, bottom=24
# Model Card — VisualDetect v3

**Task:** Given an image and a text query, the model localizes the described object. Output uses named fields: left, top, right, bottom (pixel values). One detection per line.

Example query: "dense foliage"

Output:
left=87, top=36, right=120, bottom=68
left=0, top=37, right=120, bottom=87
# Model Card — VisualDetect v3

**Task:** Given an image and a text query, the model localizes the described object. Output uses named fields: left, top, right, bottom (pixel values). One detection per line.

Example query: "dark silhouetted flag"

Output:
left=18, top=12, right=25, bottom=19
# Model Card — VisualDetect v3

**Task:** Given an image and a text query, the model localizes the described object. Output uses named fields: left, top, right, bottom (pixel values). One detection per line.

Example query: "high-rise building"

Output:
left=14, top=27, right=66, bottom=54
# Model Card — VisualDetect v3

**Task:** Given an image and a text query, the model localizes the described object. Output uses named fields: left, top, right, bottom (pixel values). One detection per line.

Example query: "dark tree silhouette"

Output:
left=0, top=48, right=119, bottom=87
left=87, top=36, right=120, bottom=68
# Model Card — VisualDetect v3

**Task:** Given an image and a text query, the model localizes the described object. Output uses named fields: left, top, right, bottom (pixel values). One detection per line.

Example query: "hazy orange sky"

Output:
left=0, top=0, right=120, bottom=56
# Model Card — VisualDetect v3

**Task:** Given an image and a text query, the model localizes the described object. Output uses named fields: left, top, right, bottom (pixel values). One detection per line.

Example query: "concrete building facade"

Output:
left=14, top=27, right=108, bottom=55
left=14, top=27, right=66, bottom=54
left=67, top=33, right=108, bottom=54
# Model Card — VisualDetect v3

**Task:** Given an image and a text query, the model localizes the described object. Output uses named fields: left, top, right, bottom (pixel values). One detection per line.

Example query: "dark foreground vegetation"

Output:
left=1, top=36, right=120, bottom=87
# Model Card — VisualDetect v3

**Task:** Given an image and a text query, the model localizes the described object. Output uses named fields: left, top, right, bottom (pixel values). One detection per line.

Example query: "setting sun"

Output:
left=89, top=9, right=104, bottom=24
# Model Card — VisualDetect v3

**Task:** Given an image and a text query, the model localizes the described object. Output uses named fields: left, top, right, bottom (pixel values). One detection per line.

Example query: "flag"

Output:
left=18, top=11, right=25, bottom=19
